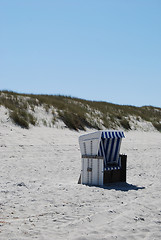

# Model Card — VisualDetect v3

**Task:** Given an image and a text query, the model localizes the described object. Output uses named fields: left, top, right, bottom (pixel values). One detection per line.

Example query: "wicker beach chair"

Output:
left=78, top=130, right=127, bottom=186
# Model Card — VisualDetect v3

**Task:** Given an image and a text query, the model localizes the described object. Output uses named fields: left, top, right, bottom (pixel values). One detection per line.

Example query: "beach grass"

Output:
left=0, top=90, right=161, bottom=131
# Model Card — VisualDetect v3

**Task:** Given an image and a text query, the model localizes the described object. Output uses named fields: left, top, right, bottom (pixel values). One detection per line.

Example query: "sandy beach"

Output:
left=0, top=123, right=161, bottom=240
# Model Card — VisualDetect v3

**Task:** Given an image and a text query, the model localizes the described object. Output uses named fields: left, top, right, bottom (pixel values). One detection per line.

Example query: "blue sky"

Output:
left=0, top=0, right=161, bottom=107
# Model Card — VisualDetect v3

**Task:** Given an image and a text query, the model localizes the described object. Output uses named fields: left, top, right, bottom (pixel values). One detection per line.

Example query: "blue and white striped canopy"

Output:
left=98, top=131, right=125, bottom=169
left=101, top=131, right=125, bottom=139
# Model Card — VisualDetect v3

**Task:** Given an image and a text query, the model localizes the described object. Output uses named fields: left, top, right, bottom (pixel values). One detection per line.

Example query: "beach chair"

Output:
left=78, top=130, right=127, bottom=186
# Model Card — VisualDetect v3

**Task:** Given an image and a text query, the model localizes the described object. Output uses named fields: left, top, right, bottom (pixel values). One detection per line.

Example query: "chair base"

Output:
left=78, top=154, right=127, bottom=185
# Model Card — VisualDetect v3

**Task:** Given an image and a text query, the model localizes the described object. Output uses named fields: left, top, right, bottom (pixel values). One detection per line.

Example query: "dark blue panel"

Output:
left=113, top=138, right=120, bottom=162
left=108, top=138, right=115, bottom=163
left=98, top=141, right=103, bottom=156
left=104, top=138, right=110, bottom=166
left=105, top=132, right=108, bottom=138
left=101, top=132, right=104, bottom=139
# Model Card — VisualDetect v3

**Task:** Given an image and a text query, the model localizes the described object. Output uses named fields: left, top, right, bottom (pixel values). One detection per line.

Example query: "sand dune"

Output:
left=0, top=123, right=161, bottom=239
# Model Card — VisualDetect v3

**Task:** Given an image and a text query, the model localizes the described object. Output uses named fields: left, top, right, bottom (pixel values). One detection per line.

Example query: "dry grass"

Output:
left=0, top=90, right=161, bottom=131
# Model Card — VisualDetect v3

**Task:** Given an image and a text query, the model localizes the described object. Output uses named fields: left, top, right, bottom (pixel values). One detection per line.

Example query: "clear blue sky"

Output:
left=0, top=0, right=161, bottom=107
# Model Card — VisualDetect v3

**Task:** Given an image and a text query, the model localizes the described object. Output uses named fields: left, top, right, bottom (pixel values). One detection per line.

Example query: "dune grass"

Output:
left=0, top=90, right=161, bottom=131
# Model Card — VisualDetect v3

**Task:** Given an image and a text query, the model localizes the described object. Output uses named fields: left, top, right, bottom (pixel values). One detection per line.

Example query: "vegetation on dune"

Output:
left=0, top=90, right=161, bottom=131
left=9, top=110, right=29, bottom=129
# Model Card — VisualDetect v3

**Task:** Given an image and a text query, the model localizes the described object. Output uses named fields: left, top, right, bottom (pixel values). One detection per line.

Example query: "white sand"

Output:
left=0, top=123, right=161, bottom=240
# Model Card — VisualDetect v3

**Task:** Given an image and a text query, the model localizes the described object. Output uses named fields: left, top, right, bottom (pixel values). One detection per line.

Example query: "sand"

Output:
left=0, top=123, right=161, bottom=240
